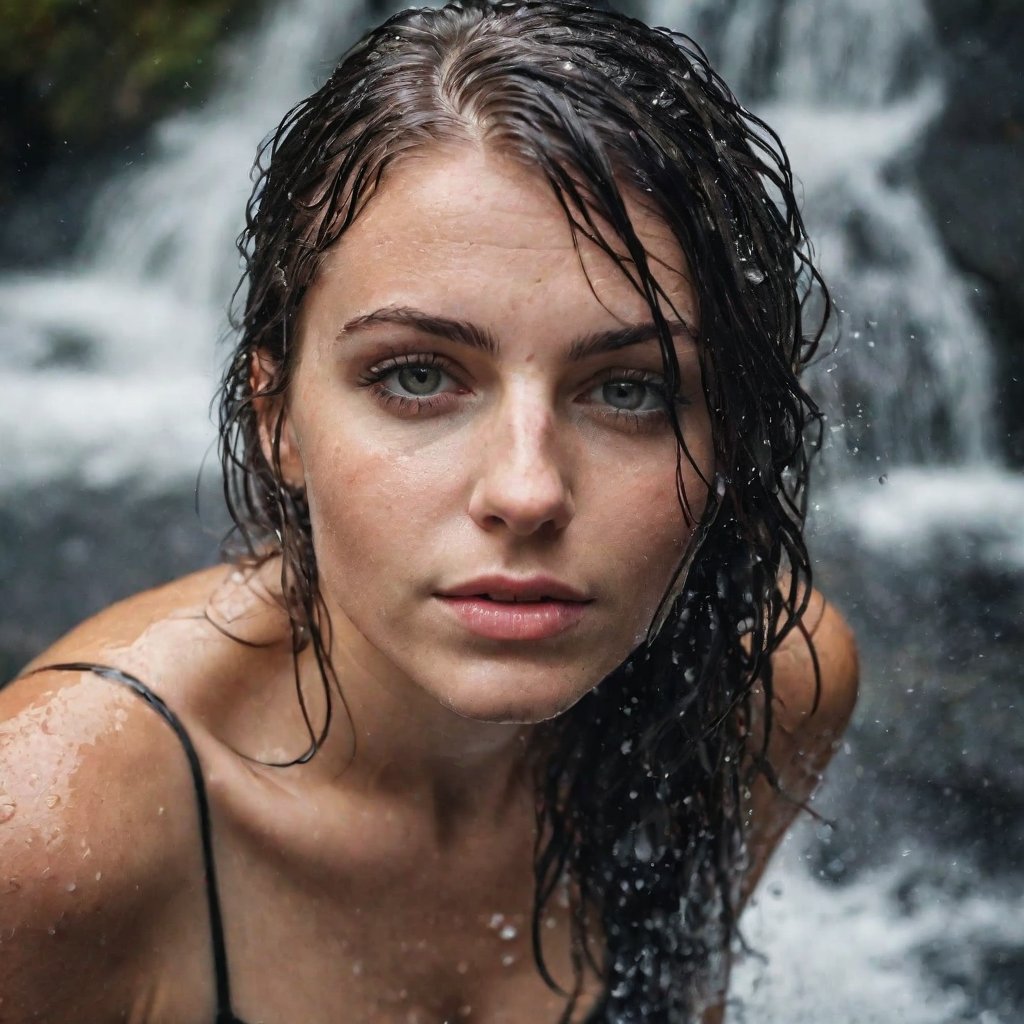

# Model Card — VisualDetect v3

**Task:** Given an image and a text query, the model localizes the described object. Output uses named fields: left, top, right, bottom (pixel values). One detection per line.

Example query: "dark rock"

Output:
left=919, top=0, right=1024, bottom=465
left=804, top=518, right=1024, bottom=881
left=0, top=478, right=229, bottom=681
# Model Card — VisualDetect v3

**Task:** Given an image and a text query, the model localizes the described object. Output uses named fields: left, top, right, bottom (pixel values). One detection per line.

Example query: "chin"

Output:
left=428, top=662, right=601, bottom=725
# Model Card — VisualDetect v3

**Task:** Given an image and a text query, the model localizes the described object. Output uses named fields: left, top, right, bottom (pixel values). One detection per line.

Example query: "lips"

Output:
left=439, top=575, right=589, bottom=603
left=435, top=575, right=592, bottom=641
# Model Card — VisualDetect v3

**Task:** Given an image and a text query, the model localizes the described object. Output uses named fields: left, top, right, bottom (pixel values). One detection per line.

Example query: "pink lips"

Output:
left=436, top=575, right=591, bottom=641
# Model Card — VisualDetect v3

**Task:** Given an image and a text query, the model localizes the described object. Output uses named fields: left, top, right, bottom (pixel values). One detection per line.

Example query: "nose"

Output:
left=468, top=390, right=575, bottom=537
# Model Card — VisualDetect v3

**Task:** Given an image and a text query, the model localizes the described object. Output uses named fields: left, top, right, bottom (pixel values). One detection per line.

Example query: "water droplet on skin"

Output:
left=94, top=871, right=102, bottom=882
left=352, top=960, right=363, bottom=976
left=456, top=961, right=469, bottom=975
left=501, top=953, right=516, bottom=967
left=499, top=923, right=517, bottom=941
left=65, top=882, right=76, bottom=893
left=544, top=915, right=557, bottom=929
left=0, top=795, right=15, bottom=823
left=487, top=912, right=504, bottom=929
left=45, top=794, right=60, bottom=809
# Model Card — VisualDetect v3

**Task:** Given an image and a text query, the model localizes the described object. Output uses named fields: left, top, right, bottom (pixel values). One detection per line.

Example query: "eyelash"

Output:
left=356, top=353, right=689, bottom=432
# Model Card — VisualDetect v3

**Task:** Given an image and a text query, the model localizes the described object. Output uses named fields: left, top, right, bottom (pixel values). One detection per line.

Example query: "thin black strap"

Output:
left=15, top=662, right=237, bottom=1023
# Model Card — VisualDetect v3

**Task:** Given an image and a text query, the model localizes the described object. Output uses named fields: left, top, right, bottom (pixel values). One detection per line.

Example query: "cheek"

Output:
left=602, top=450, right=711, bottom=621
left=298, top=425, right=461, bottom=590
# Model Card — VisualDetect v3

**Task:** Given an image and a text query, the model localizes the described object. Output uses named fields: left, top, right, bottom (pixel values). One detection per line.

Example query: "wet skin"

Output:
left=0, top=146, right=858, bottom=1024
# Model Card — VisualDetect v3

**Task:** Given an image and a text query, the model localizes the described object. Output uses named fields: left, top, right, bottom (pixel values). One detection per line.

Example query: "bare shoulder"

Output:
left=740, top=588, right=859, bottom=901
left=769, top=587, right=859, bottom=746
left=20, top=561, right=289, bottom=681
left=0, top=561, right=293, bottom=1017
left=0, top=666, right=205, bottom=1018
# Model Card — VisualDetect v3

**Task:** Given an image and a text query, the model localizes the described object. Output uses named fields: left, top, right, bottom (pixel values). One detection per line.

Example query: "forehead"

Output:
left=305, top=144, right=697, bottom=334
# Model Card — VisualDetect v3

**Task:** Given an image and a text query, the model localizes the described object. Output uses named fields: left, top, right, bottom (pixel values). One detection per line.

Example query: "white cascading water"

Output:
left=0, top=0, right=371, bottom=487
left=3, top=1, right=1021, bottom=1020
left=656, top=0, right=1024, bottom=548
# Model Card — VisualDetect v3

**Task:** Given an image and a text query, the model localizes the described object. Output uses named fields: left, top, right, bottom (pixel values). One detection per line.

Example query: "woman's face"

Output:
left=278, top=145, right=713, bottom=724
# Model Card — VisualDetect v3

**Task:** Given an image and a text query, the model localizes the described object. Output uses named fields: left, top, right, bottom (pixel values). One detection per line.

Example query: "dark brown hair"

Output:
left=218, top=2, right=828, bottom=1019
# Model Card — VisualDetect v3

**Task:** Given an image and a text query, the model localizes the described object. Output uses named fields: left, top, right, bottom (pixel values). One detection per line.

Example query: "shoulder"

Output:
left=768, top=587, right=859, bottom=744
left=0, top=560, right=293, bottom=1015
left=0, top=666, right=206, bottom=1016
left=20, top=560, right=290, bottom=680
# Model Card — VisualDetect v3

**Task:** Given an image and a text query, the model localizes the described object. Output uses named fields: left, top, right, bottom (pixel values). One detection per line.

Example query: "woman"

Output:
left=0, top=2, right=857, bottom=1022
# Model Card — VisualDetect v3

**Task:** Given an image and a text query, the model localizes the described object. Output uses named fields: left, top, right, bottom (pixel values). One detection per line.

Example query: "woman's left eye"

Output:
left=585, top=376, right=671, bottom=415
left=591, top=378, right=668, bottom=413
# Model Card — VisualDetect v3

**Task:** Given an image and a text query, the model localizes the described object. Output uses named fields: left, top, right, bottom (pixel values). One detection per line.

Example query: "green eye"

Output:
left=396, top=365, right=444, bottom=396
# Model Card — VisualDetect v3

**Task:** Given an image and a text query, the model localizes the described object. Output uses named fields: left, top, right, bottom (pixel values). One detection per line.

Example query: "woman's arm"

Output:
left=703, top=591, right=859, bottom=1023
left=741, top=590, right=860, bottom=905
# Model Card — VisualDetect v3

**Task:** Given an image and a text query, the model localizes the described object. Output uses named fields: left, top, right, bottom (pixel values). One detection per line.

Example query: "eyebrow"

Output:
left=339, top=305, right=697, bottom=360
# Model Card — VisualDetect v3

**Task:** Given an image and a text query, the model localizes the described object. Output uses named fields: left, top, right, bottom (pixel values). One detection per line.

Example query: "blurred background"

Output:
left=2, top=0, right=1022, bottom=1020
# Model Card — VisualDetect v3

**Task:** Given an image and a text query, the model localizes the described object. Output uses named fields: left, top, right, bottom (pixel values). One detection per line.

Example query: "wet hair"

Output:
left=218, top=1, right=829, bottom=1019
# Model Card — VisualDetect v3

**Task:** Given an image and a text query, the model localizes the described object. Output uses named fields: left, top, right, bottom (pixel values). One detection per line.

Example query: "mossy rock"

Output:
left=0, top=0, right=267, bottom=201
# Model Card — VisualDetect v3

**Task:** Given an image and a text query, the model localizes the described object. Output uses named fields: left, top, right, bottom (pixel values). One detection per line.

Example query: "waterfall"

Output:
left=1, top=0, right=1001, bottom=487
left=654, top=0, right=997, bottom=471
left=0, top=0, right=379, bottom=486
left=2, top=5, right=1021, bottom=1020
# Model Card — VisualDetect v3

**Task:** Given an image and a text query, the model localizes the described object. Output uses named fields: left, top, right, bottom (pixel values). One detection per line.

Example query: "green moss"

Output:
left=0, top=0, right=267, bottom=160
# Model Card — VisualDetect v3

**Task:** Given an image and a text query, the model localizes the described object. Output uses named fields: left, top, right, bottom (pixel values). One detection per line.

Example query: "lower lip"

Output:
left=436, top=596, right=589, bottom=641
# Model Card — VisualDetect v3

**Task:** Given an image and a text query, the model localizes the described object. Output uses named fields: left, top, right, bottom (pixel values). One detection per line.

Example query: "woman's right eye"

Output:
left=387, top=363, right=449, bottom=397
left=357, top=354, right=466, bottom=414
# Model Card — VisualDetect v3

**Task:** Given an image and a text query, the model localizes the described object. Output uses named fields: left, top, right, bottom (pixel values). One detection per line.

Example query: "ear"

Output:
left=249, top=349, right=305, bottom=490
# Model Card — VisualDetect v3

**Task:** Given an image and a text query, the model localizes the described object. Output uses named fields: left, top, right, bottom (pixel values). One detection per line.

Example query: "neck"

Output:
left=294, top=611, right=535, bottom=839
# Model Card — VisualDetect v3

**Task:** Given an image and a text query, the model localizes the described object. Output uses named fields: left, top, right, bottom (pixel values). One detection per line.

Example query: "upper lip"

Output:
left=437, top=575, right=591, bottom=602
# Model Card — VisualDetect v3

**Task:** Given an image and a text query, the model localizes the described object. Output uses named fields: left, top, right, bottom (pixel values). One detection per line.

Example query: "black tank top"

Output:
left=17, top=663, right=247, bottom=1024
